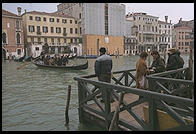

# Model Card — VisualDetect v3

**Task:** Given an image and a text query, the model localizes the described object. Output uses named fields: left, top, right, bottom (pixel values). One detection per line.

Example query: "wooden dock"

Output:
left=84, top=93, right=147, bottom=130
left=74, top=68, right=194, bottom=131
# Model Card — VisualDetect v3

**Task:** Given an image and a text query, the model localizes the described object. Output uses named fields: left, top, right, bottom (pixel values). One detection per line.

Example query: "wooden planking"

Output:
left=84, top=93, right=148, bottom=130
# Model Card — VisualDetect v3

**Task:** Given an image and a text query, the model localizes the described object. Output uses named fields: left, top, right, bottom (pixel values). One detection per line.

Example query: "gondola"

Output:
left=31, top=59, right=88, bottom=70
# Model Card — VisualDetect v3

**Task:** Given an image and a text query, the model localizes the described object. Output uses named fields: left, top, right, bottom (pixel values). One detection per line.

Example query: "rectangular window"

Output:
left=29, top=16, right=33, bottom=20
left=64, top=38, right=66, bottom=43
left=75, top=20, right=77, bottom=24
left=70, top=38, right=73, bottom=43
left=35, top=16, right=41, bottom=21
left=63, top=28, right=66, bottom=33
left=17, top=49, right=21, bottom=55
left=62, top=19, right=67, bottom=23
left=79, top=13, right=81, bottom=19
left=80, top=27, right=82, bottom=34
left=43, top=17, right=46, bottom=21
left=70, top=20, right=72, bottom=24
left=51, top=27, right=54, bottom=33
left=37, top=26, right=41, bottom=34
left=44, top=38, right=47, bottom=43
left=58, top=38, right=60, bottom=43
left=16, top=19, right=20, bottom=29
left=75, top=28, right=77, bottom=34
left=70, top=28, right=73, bottom=34
left=51, top=38, right=54, bottom=43
left=38, top=37, right=41, bottom=43
left=31, top=37, right=34, bottom=43
left=57, top=18, right=59, bottom=23
left=29, top=25, right=35, bottom=32
left=56, top=27, right=61, bottom=33
left=42, top=26, right=48, bottom=33
left=49, top=18, right=54, bottom=22
left=35, top=47, right=39, bottom=51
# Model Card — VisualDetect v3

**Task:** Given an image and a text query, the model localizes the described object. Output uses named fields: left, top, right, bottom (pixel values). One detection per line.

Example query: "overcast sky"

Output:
left=2, top=3, right=194, bottom=24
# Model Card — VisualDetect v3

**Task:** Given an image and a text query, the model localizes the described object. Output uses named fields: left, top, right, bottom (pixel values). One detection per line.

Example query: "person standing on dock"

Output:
left=94, top=47, right=113, bottom=102
left=150, top=51, right=165, bottom=74
left=136, top=52, right=150, bottom=90
left=166, top=48, right=184, bottom=71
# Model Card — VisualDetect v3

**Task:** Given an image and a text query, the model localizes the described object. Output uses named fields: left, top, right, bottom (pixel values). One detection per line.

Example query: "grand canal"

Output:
left=2, top=54, right=193, bottom=131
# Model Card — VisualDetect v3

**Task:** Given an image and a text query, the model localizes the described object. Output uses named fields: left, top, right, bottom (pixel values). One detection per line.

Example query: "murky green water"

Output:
left=2, top=54, right=193, bottom=131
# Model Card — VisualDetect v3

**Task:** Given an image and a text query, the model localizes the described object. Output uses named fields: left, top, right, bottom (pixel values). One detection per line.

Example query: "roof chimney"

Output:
left=17, top=7, right=21, bottom=16
left=165, top=16, right=168, bottom=23
left=179, top=18, right=182, bottom=23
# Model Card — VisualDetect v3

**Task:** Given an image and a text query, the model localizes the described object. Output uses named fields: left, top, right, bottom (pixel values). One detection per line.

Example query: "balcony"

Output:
left=37, top=31, right=41, bottom=35
left=63, top=33, right=67, bottom=36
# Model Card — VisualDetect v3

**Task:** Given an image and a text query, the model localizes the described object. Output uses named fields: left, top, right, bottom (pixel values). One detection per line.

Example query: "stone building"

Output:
left=172, top=26, right=193, bottom=53
left=57, top=3, right=126, bottom=55
left=124, top=20, right=137, bottom=55
left=2, top=8, right=24, bottom=60
left=157, top=16, right=172, bottom=52
left=173, top=18, right=194, bottom=53
left=126, top=12, right=159, bottom=53
left=22, top=10, right=82, bottom=58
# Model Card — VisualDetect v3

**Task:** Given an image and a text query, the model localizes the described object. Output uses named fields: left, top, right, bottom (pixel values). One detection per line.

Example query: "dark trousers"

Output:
left=98, top=74, right=114, bottom=102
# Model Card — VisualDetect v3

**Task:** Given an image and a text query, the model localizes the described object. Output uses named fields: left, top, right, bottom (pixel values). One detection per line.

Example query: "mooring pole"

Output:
left=148, top=51, right=151, bottom=67
left=65, top=85, right=71, bottom=125
left=163, top=49, right=166, bottom=63
left=189, top=46, right=193, bottom=80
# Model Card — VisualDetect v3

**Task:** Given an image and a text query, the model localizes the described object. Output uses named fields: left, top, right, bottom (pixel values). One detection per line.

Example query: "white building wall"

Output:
left=83, top=3, right=105, bottom=35
left=108, top=3, right=126, bottom=36
left=125, top=20, right=134, bottom=37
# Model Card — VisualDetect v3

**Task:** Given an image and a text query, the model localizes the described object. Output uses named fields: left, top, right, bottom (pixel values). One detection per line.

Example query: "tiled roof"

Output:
left=23, top=11, right=75, bottom=19
left=2, top=9, right=19, bottom=17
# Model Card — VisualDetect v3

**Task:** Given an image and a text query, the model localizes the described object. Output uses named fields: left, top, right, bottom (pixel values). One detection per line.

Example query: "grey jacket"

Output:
left=94, top=54, right=112, bottom=75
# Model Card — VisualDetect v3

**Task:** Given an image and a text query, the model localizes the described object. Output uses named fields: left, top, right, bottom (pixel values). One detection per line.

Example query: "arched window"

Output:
left=16, top=33, right=20, bottom=44
left=2, top=32, right=7, bottom=44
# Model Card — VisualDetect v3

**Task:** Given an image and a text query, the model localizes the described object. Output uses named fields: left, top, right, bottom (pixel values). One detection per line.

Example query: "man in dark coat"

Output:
left=166, top=48, right=179, bottom=71
left=94, top=47, right=113, bottom=103
left=150, top=51, right=165, bottom=73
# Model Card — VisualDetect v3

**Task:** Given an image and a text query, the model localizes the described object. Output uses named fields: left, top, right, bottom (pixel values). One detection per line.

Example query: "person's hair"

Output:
left=140, top=52, right=148, bottom=58
left=99, top=47, right=106, bottom=54
left=151, top=50, right=159, bottom=56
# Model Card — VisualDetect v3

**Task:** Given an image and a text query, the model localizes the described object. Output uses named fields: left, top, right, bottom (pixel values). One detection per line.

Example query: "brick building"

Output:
left=2, top=8, right=24, bottom=60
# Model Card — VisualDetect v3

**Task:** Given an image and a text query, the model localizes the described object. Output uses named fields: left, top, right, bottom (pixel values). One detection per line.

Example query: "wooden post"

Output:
left=148, top=51, right=151, bottom=67
left=189, top=46, right=193, bottom=80
left=163, top=50, right=166, bottom=63
left=65, top=85, right=71, bottom=125
left=103, top=87, right=111, bottom=130
left=109, top=92, right=124, bottom=131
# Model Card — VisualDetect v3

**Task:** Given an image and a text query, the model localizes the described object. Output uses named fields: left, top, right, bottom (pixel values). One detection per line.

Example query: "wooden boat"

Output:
left=31, top=59, right=88, bottom=70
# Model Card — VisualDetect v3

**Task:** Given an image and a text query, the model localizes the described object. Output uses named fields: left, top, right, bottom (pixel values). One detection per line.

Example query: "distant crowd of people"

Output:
left=38, top=54, right=69, bottom=66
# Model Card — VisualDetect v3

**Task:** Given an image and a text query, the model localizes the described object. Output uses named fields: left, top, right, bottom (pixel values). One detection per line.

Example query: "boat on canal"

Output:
left=32, top=59, right=88, bottom=70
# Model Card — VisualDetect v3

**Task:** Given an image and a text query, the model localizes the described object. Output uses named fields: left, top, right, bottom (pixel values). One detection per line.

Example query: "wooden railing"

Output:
left=74, top=68, right=194, bottom=131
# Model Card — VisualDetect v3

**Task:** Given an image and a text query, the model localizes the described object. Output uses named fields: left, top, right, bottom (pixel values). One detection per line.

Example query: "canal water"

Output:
left=2, top=54, right=193, bottom=131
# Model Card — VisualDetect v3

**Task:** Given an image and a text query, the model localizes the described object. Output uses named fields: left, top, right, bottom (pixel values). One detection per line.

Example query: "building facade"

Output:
left=157, top=16, right=172, bottom=52
left=173, top=18, right=194, bottom=53
left=22, top=10, right=82, bottom=58
left=126, top=12, right=159, bottom=53
left=2, top=8, right=24, bottom=60
left=57, top=3, right=125, bottom=55
left=173, top=26, right=193, bottom=53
